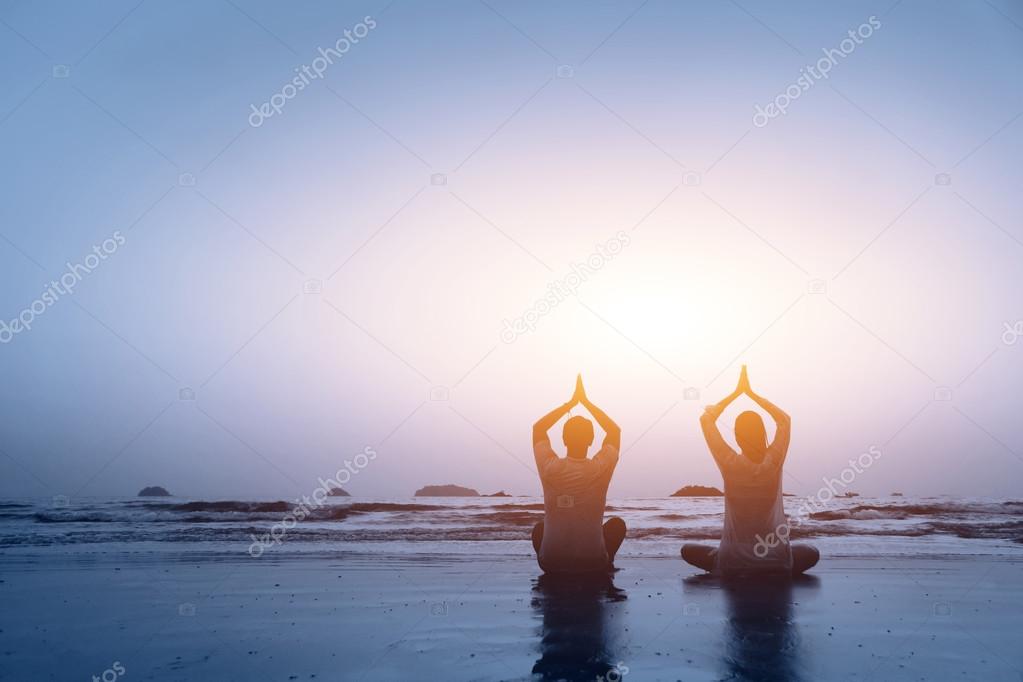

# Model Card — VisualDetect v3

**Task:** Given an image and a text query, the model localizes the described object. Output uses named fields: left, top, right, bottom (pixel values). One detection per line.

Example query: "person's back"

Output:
left=715, top=433, right=791, bottom=574
left=531, top=376, right=626, bottom=573
left=535, top=439, right=618, bottom=572
left=682, top=366, right=818, bottom=576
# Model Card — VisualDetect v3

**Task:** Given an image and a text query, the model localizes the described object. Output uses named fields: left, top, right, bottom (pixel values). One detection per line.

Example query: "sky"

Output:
left=1, top=0, right=1022, bottom=500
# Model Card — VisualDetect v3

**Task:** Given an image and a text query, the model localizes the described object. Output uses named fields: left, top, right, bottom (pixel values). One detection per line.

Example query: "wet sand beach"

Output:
left=2, top=547, right=1020, bottom=681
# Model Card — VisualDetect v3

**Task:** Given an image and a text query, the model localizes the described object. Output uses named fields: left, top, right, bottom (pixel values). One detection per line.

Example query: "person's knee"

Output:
left=605, top=516, right=626, bottom=534
left=793, top=544, right=820, bottom=571
left=797, top=543, right=819, bottom=558
left=681, top=544, right=715, bottom=571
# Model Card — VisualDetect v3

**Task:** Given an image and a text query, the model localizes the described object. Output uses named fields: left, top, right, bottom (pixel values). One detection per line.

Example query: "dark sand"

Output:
left=1, top=549, right=1021, bottom=680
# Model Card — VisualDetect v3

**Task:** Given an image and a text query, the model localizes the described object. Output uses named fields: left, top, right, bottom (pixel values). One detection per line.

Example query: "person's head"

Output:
left=735, top=411, right=767, bottom=462
left=563, top=415, right=594, bottom=458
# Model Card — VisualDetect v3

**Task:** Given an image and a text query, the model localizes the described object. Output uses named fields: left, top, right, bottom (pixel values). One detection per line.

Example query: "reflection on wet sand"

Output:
left=685, top=573, right=820, bottom=682
left=531, top=573, right=628, bottom=681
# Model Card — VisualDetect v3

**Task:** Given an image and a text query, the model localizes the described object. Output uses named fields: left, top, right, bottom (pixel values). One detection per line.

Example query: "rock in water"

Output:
left=670, top=485, right=723, bottom=497
left=414, top=484, right=479, bottom=497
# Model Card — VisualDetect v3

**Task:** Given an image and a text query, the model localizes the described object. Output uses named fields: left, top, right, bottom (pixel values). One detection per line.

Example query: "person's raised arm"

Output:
left=746, top=386, right=790, bottom=455
left=700, top=369, right=745, bottom=464
left=576, top=375, right=621, bottom=450
left=533, top=380, right=581, bottom=475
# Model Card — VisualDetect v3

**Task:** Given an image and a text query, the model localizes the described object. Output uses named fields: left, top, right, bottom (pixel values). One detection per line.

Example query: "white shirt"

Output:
left=533, top=440, right=619, bottom=572
left=709, top=435, right=792, bottom=575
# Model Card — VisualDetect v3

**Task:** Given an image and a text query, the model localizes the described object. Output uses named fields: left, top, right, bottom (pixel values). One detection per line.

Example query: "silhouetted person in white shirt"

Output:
left=532, top=375, right=625, bottom=573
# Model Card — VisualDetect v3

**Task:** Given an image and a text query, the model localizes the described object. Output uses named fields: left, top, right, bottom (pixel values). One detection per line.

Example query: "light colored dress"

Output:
left=705, top=420, right=792, bottom=575
left=533, top=441, right=619, bottom=572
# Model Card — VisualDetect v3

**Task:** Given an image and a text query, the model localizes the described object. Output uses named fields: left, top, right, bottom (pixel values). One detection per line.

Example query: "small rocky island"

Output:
left=670, top=485, right=723, bottom=497
left=138, top=486, right=171, bottom=497
left=484, top=491, right=511, bottom=497
left=327, top=487, right=351, bottom=497
left=415, top=484, right=479, bottom=497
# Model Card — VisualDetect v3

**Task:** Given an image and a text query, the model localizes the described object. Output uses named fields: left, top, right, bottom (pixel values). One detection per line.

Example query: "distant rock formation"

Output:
left=484, top=491, right=511, bottom=497
left=415, top=484, right=480, bottom=497
left=138, top=486, right=171, bottom=497
left=327, top=487, right=350, bottom=497
left=670, top=485, right=723, bottom=497
left=891, top=492, right=904, bottom=497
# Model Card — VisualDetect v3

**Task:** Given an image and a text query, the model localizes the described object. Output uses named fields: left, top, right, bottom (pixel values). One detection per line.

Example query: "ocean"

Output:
left=3, top=495, right=1021, bottom=560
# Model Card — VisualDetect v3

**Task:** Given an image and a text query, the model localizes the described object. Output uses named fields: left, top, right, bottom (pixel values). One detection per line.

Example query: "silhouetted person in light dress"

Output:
left=682, top=366, right=819, bottom=576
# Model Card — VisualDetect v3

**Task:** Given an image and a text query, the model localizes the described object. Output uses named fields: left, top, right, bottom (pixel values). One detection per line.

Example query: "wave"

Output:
left=925, top=520, right=1023, bottom=542
left=162, top=501, right=449, bottom=514
left=171, top=501, right=294, bottom=513
left=808, top=501, right=1013, bottom=521
left=5, top=497, right=1023, bottom=547
left=629, top=526, right=720, bottom=540
left=6, top=523, right=1021, bottom=547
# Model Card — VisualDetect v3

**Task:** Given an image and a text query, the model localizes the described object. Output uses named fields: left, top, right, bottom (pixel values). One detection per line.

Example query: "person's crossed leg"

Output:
left=680, top=543, right=717, bottom=572
left=533, top=517, right=626, bottom=571
left=792, top=544, right=820, bottom=574
left=681, top=542, right=819, bottom=576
